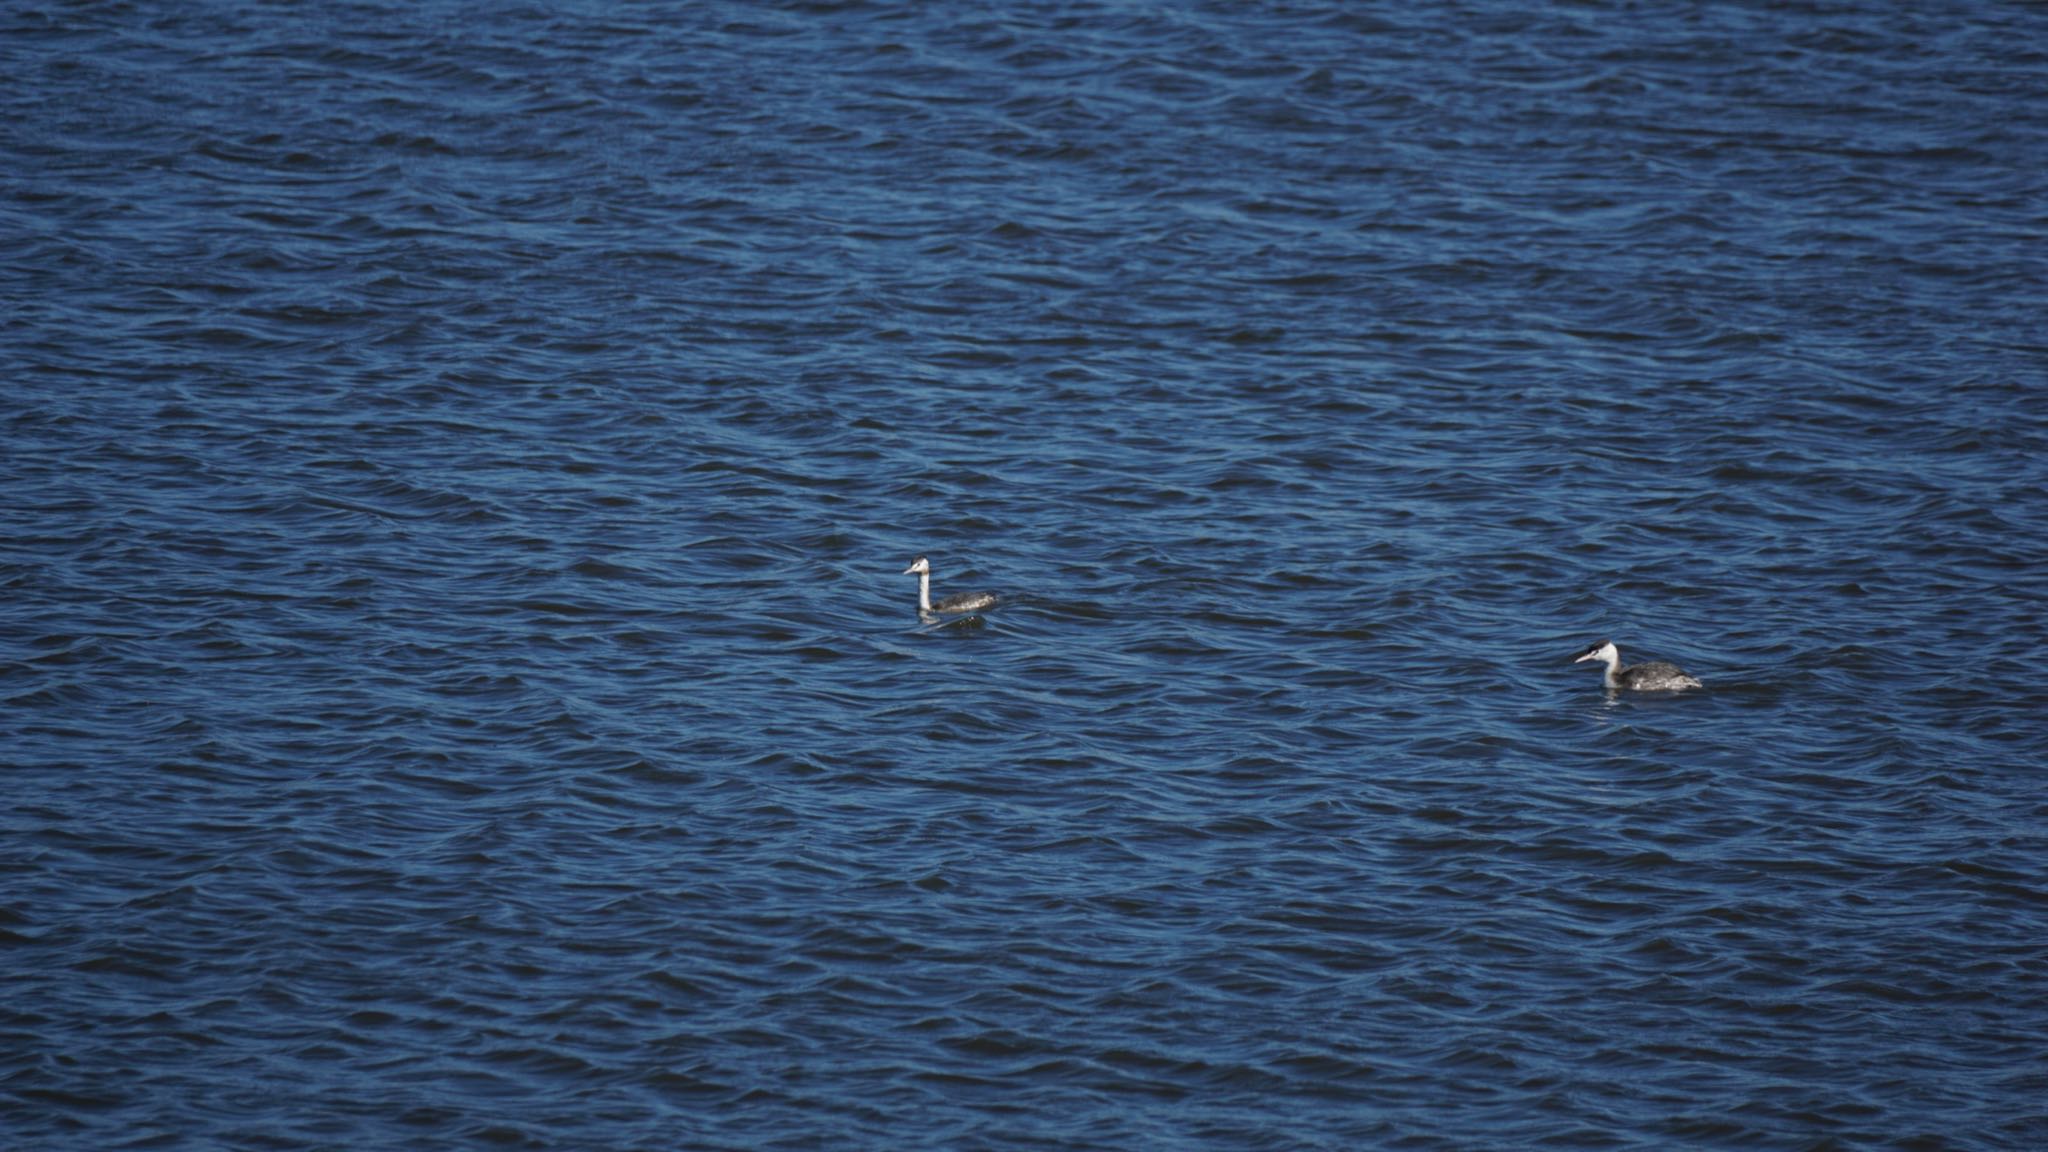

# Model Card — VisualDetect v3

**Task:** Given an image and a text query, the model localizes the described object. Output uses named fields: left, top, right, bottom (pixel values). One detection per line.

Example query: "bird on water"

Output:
left=903, top=555, right=998, bottom=617
left=1572, top=640, right=1703, bottom=692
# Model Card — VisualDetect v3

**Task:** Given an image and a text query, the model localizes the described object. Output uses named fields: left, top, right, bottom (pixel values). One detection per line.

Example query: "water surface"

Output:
left=5, top=2, right=2047, bottom=1148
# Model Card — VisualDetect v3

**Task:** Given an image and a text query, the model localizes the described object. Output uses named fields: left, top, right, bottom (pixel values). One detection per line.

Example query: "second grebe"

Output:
left=1573, top=640, right=1703, bottom=692
left=903, top=555, right=998, bottom=617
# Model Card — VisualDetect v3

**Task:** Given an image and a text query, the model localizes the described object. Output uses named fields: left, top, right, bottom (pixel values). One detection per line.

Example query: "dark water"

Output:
left=6, top=2, right=2048, bottom=1148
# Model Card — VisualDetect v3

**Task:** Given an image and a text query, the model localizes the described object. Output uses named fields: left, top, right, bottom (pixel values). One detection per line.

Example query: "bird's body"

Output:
left=904, top=555, right=997, bottom=617
left=1573, top=640, right=1702, bottom=692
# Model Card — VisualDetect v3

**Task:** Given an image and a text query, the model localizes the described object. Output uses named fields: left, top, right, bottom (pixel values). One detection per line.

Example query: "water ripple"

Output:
left=6, top=1, right=2048, bottom=1149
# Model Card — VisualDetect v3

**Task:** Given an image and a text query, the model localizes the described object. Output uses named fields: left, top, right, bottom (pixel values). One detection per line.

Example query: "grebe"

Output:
left=903, top=555, right=998, bottom=617
left=1573, top=640, right=1703, bottom=692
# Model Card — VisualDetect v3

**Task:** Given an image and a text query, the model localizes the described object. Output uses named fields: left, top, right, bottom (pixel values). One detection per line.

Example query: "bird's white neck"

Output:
left=1597, top=648, right=1622, bottom=687
left=916, top=570, right=932, bottom=613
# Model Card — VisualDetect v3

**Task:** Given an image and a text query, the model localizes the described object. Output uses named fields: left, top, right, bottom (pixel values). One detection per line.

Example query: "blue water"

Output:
left=5, top=3, right=2047, bottom=1148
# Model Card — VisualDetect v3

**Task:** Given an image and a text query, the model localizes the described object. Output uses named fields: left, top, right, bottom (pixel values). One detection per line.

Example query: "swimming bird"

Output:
left=1572, top=640, right=1703, bottom=691
left=904, top=555, right=998, bottom=617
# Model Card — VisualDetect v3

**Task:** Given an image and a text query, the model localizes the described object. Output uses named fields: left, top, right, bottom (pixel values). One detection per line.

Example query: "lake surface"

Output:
left=5, top=2, right=2047, bottom=1148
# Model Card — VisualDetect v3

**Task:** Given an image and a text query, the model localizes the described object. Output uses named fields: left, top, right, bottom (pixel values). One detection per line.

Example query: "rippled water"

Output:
left=6, top=2, right=2047, bottom=1148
